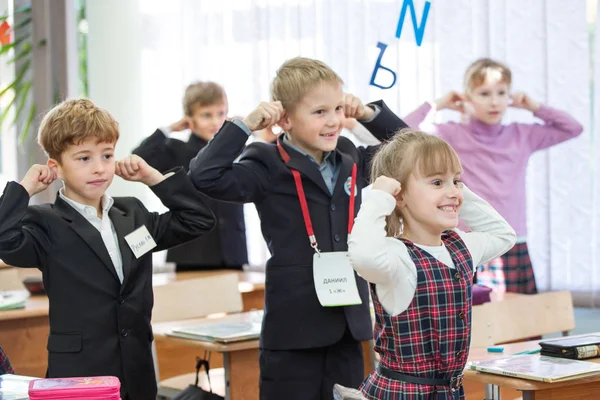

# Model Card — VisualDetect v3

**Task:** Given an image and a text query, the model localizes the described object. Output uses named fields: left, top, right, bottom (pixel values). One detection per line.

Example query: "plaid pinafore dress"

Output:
left=360, top=230, right=473, bottom=400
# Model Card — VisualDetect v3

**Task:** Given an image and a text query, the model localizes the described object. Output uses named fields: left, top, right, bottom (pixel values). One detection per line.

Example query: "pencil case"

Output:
left=28, top=376, right=121, bottom=399
left=539, top=335, right=600, bottom=360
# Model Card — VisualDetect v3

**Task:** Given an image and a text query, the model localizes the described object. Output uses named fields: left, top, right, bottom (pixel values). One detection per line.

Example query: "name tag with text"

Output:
left=124, top=225, right=157, bottom=258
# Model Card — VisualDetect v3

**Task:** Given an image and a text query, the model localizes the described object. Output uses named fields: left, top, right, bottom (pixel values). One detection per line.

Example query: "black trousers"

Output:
left=259, top=329, right=364, bottom=400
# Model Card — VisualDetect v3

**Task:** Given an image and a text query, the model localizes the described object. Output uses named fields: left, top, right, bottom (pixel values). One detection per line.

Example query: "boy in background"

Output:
left=134, top=81, right=248, bottom=271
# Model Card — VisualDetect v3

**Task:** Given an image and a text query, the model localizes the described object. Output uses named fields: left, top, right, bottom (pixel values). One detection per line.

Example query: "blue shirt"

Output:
left=281, top=134, right=339, bottom=194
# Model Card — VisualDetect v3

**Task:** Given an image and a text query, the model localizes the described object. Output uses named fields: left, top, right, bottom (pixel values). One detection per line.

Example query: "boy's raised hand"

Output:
left=243, top=101, right=283, bottom=132
left=20, top=165, right=57, bottom=197
left=510, top=92, right=541, bottom=112
left=168, top=117, right=190, bottom=133
left=372, top=176, right=401, bottom=198
left=116, top=154, right=165, bottom=187
left=342, top=93, right=374, bottom=121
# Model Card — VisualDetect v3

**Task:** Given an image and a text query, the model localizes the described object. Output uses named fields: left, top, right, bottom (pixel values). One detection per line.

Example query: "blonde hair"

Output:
left=183, top=81, right=227, bottom=116
left=271, top=57, right=343, bottom=111
left=37, top=98, right=119, bottom=161
left=464, top=58, right=512, bottom=93
left=370, top=129, right=463, bottom=237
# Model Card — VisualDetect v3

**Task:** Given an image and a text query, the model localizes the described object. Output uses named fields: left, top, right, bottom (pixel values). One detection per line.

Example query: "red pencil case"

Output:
left=28, top=376, right=120, bottom=399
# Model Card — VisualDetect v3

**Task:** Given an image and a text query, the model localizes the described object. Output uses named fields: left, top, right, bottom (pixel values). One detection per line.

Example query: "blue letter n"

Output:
left=395, top=0, right=431, bottom=47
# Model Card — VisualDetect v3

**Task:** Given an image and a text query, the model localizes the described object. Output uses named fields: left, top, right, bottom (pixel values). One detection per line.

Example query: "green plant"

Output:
left=76, top=0, right=88, bottom=97
left=0, top=5, right=46, bottom=145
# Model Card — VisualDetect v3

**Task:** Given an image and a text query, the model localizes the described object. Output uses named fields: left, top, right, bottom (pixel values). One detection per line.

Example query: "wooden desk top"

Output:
left=0, top=270, right=265, bottom=322
left=0, top=294, right=49, bottom=321
left=153, top=314, right=260, bottom=353
left=466, top=332, right=600, bottom=391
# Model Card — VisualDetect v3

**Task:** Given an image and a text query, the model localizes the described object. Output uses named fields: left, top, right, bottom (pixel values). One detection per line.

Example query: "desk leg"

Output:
left=224, top=348, right=259, bottom=400
left=484, top=383, right=501, bottom=400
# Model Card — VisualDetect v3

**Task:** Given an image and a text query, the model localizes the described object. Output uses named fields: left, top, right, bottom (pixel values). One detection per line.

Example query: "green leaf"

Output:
left=0, top=6, right=32, bottom=22
left=14, top=6, right=32, bottom=14
left=18, top=103, right=36, bottom=145
left=0, top=41, right=17, bottom=55
left=0, top=89, right=18, bottom=127
left=13, top=16, right=32, bottom=30
left=0, top=35, right=30, bottom=55
left=0, top=59, right=30, bottom=98
left=6, top=41, right=31, bottom=64
left=12, top=80, right=31, bottom=125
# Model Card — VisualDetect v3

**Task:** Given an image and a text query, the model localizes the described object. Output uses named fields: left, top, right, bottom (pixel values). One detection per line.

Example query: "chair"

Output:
left=467, top=291, right=576, bottom=400
left=470, top=290, right=575, bottom=347
left=153, top=272, right=243, bottom=399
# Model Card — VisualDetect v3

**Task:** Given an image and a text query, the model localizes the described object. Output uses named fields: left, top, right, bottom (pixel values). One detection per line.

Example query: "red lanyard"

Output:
left=277, top=140, right=357, bottom=253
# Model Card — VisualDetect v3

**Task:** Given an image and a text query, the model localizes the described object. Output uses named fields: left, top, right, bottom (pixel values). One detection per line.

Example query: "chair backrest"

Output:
left=152, top=272, right=243, bottom=323
left=470, top=291, right=575, bottom=347
left=0, top=268, right=26, bottom=291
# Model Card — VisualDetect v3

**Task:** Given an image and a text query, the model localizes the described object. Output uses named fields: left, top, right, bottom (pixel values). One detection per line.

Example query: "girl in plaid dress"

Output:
left=348, top=131, right=516, bottom=399
left=403, top=58, right=583, bottom=294
left=0, top=345, right=14, bottom=374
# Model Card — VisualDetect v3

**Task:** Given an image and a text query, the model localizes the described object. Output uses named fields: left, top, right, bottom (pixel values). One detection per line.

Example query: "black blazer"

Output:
left=189, top=101, right=407, bottom=350
left=133, top=130, right=248, bottom=270
left=0, top=169, right=215, bottom=400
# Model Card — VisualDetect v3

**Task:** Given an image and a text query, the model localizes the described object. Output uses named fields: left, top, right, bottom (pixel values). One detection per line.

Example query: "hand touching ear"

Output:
left=116, top=155, right=165, bottom=187
left=243, top=102, right=284, bottom=132
left=20, top=165, right=57, bottom=197
left=510, top=92, right=541, bottom=112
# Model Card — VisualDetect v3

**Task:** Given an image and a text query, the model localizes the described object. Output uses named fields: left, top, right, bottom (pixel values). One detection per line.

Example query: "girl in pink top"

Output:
left=403, top=58, right=583, bottom=294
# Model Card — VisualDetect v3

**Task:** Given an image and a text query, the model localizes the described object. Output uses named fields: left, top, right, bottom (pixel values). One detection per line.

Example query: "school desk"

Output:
left=466, top=332, right=600, bottom=400
left=153, top=315, right=261, bottom=400
left=0, top=270, right=266, bottom=378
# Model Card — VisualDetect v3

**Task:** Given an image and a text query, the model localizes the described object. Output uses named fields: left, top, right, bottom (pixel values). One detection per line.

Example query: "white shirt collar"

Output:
left=59, top=187, right=114, bottom=217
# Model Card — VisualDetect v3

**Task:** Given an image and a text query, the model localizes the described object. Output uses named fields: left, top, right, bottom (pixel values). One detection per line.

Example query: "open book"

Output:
left=168, top=310, right=263, bottom=343
left=468, top=354, right=600, bottom=383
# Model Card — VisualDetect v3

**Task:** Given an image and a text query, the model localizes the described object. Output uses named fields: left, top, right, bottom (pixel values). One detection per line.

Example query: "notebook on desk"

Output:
left=0, top=291, right=29, bottom=311
left=168, top=310, right=263, bottom=343
left=539, top=335, right=600, bottom=360
left=468, top=354, right=600, bottom=383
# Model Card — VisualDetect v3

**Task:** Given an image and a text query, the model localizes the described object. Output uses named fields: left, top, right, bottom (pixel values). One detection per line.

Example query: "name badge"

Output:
left=124, top=226, right=157, bottom=259
left=313, top=252, right=362, bottom=307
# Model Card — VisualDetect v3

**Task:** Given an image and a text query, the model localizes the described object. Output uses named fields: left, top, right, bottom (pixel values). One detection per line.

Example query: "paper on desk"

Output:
left=0, top=374, right=36, bottom=399
left=0, top=291, right=30, bottom=311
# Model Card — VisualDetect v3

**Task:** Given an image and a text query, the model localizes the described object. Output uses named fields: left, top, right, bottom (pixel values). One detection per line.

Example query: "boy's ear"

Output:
left=184, top=115, right=194, bottom=128
left=47, top=158, right=62, bottom=179
left=278, top=110, right=291, bottom=131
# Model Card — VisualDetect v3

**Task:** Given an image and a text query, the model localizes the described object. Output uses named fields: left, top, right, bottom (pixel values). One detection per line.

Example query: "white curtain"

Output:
left=136, top=0, right=596, bottom=297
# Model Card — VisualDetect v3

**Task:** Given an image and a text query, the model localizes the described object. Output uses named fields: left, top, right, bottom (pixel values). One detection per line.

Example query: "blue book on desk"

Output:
left=168, top=310, right=263, bottom=343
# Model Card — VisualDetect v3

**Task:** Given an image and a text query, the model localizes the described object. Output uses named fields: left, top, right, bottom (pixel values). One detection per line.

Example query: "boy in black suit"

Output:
left=0, top=99, right=215, bottom=400
left=188, top=57, right=408, bottom=400
left=133, top=82, right=248, bottom=271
